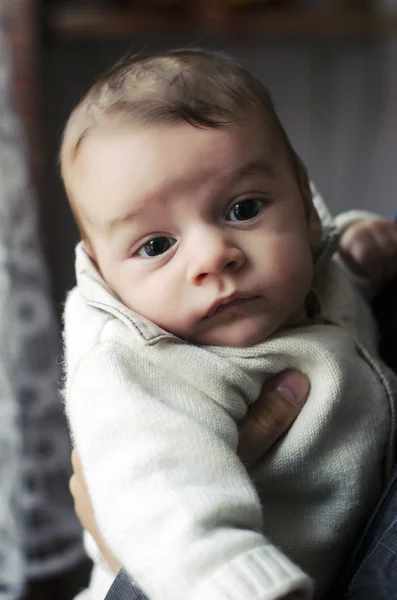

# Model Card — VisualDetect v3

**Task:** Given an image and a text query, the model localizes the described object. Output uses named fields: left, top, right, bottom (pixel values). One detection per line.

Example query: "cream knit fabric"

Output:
left=63, top=207, right=397, bottom=600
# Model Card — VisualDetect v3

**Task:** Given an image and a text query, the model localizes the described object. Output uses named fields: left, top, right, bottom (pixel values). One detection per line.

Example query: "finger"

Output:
left=71, top=448, right=81, bottom=474
left=71, top=449, right=90, bottom=494
left=69, top=472, right=87, bottom=509
left=69, top=473, right=94, bottom=532
left=69, top=474, right=87, bottom=525
left=344, top=230, right=378, bottom=270
left=340, top=220, right=397, bottom=283
left=70, top=476, right=123, bottom=576
left=69, top=473, right=79, bottom=501
left=237, top=370, right=309, bottom=468
left=359, top=227, right=397, bottom=283
left=340, top=229, right=375, bottom=278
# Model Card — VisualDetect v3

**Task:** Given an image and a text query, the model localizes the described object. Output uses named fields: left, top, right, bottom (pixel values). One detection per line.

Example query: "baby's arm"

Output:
left=66, top=342, right=311, bottom=600
left=70, top=371, right=309, bottom=575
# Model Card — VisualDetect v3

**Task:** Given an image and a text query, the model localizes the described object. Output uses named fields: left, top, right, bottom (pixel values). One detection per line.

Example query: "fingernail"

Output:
left=276, top=370, right=309, bottom=406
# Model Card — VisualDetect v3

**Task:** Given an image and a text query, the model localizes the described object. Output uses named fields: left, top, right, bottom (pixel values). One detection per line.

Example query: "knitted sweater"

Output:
left=63, top=213, right=397, bottom=600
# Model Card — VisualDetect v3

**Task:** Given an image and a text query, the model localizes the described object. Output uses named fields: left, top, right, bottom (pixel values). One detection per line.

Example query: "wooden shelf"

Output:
left=47, top=6, right=397, bottom=39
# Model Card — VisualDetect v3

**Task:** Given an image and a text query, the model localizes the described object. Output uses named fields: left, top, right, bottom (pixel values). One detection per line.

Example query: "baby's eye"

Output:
left=226, top=198, right=265, bottom=222
left=137, top=237, right=176, bottom=257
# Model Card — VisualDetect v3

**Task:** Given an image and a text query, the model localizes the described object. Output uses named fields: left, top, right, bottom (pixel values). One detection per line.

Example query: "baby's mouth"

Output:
left=206, top=294, right=258, bottom=318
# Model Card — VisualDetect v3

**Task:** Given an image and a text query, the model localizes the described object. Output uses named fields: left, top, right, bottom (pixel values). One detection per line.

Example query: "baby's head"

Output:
left=61, top=48, right=321, bottom=347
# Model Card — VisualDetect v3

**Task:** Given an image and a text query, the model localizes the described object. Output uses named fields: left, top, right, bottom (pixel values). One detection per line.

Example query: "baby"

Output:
left=61, top=49, right=397, bottom=600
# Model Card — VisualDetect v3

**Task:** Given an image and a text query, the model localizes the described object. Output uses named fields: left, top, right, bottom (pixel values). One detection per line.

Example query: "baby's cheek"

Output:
left=134, top=287, right=191, bottom=336
left=119, top=282, right=160, bottom=320
left=274, top=247, right=313, bottom=308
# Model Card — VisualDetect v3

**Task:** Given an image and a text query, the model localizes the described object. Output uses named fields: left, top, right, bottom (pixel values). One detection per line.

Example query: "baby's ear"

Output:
left=296, top=164, right=322, bottom=252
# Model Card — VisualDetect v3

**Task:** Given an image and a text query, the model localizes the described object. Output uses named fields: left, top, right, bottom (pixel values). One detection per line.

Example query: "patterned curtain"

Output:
left=0, top=6, right=84, bottom=598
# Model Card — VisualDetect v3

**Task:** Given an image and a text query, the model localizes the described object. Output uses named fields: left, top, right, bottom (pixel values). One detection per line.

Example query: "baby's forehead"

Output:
left=70, top=115, right=288, bottom=221
left=75, top=110, right=281, bottom=168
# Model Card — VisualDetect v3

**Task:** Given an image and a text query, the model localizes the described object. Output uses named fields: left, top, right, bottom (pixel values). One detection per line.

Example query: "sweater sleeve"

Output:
left=66, top=341, right=312, bottom=600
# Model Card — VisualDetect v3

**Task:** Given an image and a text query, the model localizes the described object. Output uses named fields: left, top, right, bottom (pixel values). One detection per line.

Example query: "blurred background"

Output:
left=6, top=0, right=397, bottom=309
left=1, top=1, right=397, bottom=598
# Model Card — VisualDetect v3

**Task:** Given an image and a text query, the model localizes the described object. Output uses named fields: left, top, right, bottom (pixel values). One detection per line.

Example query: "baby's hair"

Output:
left=61, top=48, right=300, bottom=238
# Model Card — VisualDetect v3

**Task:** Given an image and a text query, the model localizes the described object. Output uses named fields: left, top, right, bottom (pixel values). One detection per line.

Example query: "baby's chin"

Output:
left=189, top=318, right=280, bottom=348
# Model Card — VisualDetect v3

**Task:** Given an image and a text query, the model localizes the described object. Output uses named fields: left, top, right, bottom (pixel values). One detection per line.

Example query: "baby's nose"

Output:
left=187, top=238, right=245, bottom=285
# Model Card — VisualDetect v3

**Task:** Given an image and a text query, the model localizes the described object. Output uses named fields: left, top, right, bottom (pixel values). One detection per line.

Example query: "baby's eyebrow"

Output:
left=107, top=207, right=143, bottom=230
left=106, top=159, right=275, bottom=231
left=234, top=159, right=275, bottom=179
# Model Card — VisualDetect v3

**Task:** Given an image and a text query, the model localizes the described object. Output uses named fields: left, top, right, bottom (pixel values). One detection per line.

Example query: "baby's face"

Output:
left=72, top=115, right=320, bottom=347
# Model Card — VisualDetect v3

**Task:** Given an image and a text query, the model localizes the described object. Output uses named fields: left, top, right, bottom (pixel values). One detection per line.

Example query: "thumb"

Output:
left=237, top=370, right=310, bottom=468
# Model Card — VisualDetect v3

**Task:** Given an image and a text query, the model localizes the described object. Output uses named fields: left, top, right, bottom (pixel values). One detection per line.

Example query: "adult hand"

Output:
left=237, top=369, right=309, bottom=467
left=70, top=450, right=122, bottom=575
left=339, top=218, right=397, bottom=284
left=70, top=369, right=309, bottom=574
